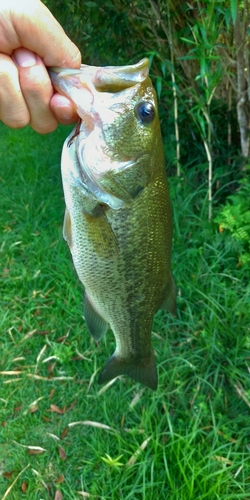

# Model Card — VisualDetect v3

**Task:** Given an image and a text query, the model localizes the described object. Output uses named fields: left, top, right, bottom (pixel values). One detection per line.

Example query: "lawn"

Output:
left=0, top=122, right=250, bottom=499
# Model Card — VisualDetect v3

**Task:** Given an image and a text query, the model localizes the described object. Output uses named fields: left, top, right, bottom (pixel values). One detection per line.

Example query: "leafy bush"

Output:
left=214, top=173, right=250, bottom=266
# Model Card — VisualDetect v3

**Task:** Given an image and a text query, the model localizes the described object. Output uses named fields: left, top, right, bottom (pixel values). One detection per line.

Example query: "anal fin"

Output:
left=84, top=292, right=108, bottom=341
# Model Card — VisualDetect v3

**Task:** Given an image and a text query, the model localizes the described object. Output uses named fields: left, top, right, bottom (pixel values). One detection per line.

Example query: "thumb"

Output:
left=0, top=0, right=81, bottom=68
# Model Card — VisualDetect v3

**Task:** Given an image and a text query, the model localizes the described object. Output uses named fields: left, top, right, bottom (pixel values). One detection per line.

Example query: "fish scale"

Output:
left=49, top=58, right=176, bottom=390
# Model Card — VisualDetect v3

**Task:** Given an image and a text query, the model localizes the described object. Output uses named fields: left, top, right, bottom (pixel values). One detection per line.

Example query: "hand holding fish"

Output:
left=0, top=0, right=81, bottom=132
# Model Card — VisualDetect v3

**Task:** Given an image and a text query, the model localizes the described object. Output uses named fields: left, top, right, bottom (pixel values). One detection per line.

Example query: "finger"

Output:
left=50, top=93, right=78, bottom=125
left=0, top=53, right=30, bottom=128
left=13, top=48, right=58, bottom=134
left=1, top=0, right=81, bottom=68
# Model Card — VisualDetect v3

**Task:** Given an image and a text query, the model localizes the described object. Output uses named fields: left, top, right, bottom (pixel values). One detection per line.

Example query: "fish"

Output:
left=49, top=58, right=176, bottom=390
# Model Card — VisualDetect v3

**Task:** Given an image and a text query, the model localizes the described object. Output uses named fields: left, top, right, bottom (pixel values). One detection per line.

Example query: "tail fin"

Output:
left=98, top=352, right=158, bottom=390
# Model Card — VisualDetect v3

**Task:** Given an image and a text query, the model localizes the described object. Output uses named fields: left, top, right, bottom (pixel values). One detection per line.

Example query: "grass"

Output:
left=0, top=122, right=250, bottom=499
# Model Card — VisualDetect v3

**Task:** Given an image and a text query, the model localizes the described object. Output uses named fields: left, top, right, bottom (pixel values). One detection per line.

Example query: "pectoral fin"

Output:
left=98, top=351, right=158, bottom=390
left=100, top=157, right=150, bottom=204
left=84, top=292, right=109, bottom=341
left=63, top=208, right=72, bottom=248
left=161, top=275, right=177, bottom=316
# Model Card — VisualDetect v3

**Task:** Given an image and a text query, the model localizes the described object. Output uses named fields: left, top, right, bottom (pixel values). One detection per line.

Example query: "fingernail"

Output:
left=13, top=48, right=37, bottom=68
left=53, top=96, right=74, bottom=120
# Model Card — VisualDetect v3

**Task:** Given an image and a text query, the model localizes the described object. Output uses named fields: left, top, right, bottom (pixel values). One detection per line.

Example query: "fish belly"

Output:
left=64, top=168, right=173, bottom=390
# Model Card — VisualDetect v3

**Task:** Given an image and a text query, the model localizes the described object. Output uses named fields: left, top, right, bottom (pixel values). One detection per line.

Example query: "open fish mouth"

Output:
left=49, top=58, right=150, bottom=136
left=49, top=59, right=150, bottom=209
left=48, top=58, right=149, bottom=127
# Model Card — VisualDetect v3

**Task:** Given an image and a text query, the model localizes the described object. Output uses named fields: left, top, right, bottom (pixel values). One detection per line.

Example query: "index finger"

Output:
left=0, top=0, right=81, bottom=68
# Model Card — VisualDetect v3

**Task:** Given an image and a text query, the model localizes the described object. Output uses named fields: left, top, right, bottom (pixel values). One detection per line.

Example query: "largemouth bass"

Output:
left=49, top=58, right=176, bottom=390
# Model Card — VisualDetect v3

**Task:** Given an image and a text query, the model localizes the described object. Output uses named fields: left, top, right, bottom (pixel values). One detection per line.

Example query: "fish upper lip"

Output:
left=49, top=59, right=150, bottom=117
left=49, top=58, right=149, bottom=90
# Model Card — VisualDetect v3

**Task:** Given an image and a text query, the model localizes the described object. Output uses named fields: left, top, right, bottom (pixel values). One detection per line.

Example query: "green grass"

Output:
left=0, top=122, right=250, bottom=499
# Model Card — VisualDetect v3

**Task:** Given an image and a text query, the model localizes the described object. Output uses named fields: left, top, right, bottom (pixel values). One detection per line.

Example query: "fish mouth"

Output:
left=48, top=58, right=149, bottom=124
left=49, top=59, right=150, bottom=209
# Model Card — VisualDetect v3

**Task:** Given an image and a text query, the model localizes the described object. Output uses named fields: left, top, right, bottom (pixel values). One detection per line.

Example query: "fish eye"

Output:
left=135, top=101, right=155, bottom=124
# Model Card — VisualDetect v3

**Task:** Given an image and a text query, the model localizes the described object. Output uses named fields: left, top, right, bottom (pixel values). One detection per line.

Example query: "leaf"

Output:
left=68, top=420, right=119, bottom=433
left=28, top=447, right=46, bottom=455
left=21, top=481, right=28, bottom=493
left=3, top=471, right=14, bottom=479
left=55, top=335, right=68, bottom=343
left=61, top=427, right=69, bottom=439
left=54, top=491, right=63, bottom=500
left=67, top=400, right=77, bottom=412
left=129, top=388, right=145, bottom=408
left=126, top=437, right=152, bottom=466
left=97, top=377, right=117, bottom=394
left=58, top=446, right=67, bottom=461
left=42, top=416, right=51, bottom=423
left=56, top=475, right=65, bottom=484
left=50, top=404, right=66, bottom=414
left=35, top=330, right=50, bottom=336
left=29, top=405, right=38, bottom=413
left=0, top=371, right=23, bottom=375
left=230, top=0, right=237, bottom=24
left=49, top=389, right=55, bottom=399
left=213, top=455, right=232, bottom=465
left=28, top=449, right=44, bottom=455
left=47, top=432, right=60, bottom=441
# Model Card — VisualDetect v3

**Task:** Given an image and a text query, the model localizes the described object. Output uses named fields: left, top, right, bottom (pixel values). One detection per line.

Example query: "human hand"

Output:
left=0, top=0, right=81, bottom=133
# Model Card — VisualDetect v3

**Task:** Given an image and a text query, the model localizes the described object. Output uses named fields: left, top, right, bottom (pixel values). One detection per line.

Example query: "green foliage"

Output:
left=214, top=174, right=250, bottom=265
left=49, top=341, right=77, bottom=363
left=44, top=0, right=145, bottom=65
